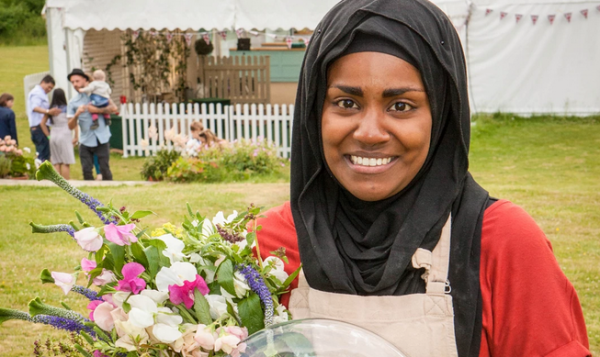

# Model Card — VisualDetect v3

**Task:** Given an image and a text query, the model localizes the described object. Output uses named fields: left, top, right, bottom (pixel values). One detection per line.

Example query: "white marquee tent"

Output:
left=44, top=0, right=600, bottom=115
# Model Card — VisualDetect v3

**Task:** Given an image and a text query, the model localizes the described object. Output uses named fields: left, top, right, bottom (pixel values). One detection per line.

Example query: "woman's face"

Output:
left=322, top=52, right=432, bottom=201
left=5, top=100, right=13, bottom=109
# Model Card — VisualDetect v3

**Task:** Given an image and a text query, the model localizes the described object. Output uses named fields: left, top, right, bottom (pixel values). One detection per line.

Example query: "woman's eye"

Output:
left=389, top=102, right=413, bottom=112
left=335, top=99, right=358, bottom=109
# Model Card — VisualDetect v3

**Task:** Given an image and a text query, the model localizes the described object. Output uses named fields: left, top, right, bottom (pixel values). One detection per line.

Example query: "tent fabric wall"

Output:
left=466, top=2, right=600, bottom=115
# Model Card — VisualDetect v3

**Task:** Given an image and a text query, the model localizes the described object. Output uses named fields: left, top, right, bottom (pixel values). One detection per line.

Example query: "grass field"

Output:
left=1, top=45, right=599, bottom=355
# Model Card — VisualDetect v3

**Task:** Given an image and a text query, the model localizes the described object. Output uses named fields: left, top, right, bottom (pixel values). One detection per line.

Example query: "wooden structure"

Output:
left=201, top=56, right=271, bottom=104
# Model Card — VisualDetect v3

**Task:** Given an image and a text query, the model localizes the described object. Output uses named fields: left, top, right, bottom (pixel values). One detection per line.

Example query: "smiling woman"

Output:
left=251, top=0, right=591, bottom=356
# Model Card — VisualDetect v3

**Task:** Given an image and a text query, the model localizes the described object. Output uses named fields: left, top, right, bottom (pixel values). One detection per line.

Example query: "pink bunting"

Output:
left=564, top=12, right=572, bottom=23
left=548, top=14, right=556, bottom=24
left=597, top=5, right=600, bottom=12
left=500, top=12, right=508, bottom=20
left=580, top=9, right=588, bottom=19
left=485, top=9, right=493, bottom=16
left=285, top=36, right=293, bottom=49
left=203, top=33, right=211, bottom=45
left=149, top=31, right=157, bottom=37
left=220, top=30, right=228, bottom=40
left=165, top=32, right=173, bottom=43
left=132, top=30, right=139, bottom=41
left=531, top=15, right=539, bottom=25
left=236, top=28, right=245, bottom=38
left=305, top=36, right=311, bottom=47
left=515, top=14, right=523, bottom=23
left=184, top=33, right=194, bottom=46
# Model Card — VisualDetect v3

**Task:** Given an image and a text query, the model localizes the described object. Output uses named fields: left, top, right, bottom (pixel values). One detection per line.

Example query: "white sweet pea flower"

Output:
left=128, top=294, right=158, bottom=328
left=140, top=289, right=169, bottom=304
left=111, top=291, right=131, bottom=308
left=205, top=294, right=228, bottom=319
left=189, top=253, right=202, bottom=263
left=233, top=271, right=251, bottom=298
left=156, top=262, right=198, bottom=292
left=212, top=210, right=238, bottom=227
left=115, top=320, right=149, bottom=351
left=51, top=272, right=75, bottom=295
left=202, top=218, right=214, bottom=236
left=153, top=323, right=183, bottom=344
left=74, top=227, right=103, bottom=252
left=273, top=304, right=290, bottom=324
left=154, top=234, right=187, bottom=263
left=265, top=256, right=289, bottom=284
left=191, top=219, right=199, bottom=227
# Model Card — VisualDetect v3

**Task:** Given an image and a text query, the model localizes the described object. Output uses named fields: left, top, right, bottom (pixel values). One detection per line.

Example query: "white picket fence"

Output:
left=120, top=102, right=294, bottom=158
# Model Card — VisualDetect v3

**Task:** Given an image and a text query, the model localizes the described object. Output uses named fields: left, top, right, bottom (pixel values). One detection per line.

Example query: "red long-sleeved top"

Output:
left=255, top=200, right=591, bottom=357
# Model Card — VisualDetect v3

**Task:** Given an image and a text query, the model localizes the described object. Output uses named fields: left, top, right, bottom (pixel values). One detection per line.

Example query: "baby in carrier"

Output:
left=80, top=69, right=112, bottom=130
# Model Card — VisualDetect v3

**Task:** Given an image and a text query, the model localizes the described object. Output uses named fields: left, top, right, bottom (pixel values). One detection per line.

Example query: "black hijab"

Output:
left=290, top=0, right=490, bottom=356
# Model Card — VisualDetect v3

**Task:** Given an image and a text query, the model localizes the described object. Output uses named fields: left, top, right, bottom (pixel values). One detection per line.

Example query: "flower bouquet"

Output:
left=0, top=162, right=300, bottom=357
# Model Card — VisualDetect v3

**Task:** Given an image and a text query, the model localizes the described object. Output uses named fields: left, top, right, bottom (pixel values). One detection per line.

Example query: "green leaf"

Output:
left=238, top=292, right=265, bottom=335
left=246, top=232, right=256, bottom=250
left=107, top=242, right=125, bottom=274
left=80, top=330, right=95, bottom=346
left=93, top=326, right=112, bottom=342
left=217, top=259, right=235, bottom=296
left=130, top=210, right=154, bottom=220
left=75, top=211, right=85, bottom=225
left=131, top=242, right=149, bottom=269
left=40, top=269, right=54, bottom=284
left=74, top=345, right=93, bottom=357
left=187, top=203, right=194, bottom=217
left=282, top=264, right=303, bottom=288
left=61, top=302, right=72, bottom=310
left=143, top=246, right=160, bottom=277
left=193, top=291, right=212, bottom=325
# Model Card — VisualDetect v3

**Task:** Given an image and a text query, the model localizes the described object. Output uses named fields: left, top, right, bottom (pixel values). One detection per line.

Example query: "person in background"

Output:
left=94, top=154, right=102, bottom=180
left=40, top=88, right=76, bottom=180
left=79, top=69, right=112, bottom=130
left=0, top=93, right=17, bottom=145
left=198, top=129, right=227, bottom=148
left=27, top=75, right=61, bottom=162
left=66, top=68, right=117, bottom=180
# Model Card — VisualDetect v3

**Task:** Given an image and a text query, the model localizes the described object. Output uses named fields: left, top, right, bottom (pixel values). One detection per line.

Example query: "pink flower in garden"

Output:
left=74, top=227, right=103, bottom=252
left=116, top=262, right=146, bottom=294
left=92, top=302, right=118, bottom=331
left=51, top=272, right=75, bottom=295
left=81, top=258, right=97, bottom=273
left=87, top=300, right=103, bottom=320
left=168, top=274, right=209, bottom=309
left=104, top=223, right=137, bottom=246
left=93, top=351, right=109, bottom=357
left=93, top=269, right=117, bottom=286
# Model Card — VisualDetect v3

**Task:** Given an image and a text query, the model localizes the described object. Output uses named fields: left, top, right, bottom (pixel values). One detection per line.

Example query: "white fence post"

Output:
left=121, top=102, right=294, bottom=158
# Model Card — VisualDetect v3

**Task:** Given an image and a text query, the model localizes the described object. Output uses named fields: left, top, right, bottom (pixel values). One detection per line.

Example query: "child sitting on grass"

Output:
left=79, top=69, right=112, bottom=130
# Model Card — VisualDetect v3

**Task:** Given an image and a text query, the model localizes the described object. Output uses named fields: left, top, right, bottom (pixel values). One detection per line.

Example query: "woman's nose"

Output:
left=353, top=108, right=390, bottom=146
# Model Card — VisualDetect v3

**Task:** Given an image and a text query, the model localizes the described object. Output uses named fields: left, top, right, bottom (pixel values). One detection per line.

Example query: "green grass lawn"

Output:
left=1, top=44, right=599, bottom=355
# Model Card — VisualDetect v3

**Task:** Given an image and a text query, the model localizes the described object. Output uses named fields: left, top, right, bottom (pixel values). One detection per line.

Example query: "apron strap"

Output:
left=426, top=214, right=452, bottom=294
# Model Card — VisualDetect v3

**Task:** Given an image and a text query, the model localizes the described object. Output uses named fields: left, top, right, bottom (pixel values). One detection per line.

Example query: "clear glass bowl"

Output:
left=238, top=318, right=410, bottom=357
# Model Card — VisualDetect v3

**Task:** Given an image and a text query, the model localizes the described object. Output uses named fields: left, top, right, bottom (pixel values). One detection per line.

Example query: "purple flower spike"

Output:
left=237, top=264, right=274, bottom=326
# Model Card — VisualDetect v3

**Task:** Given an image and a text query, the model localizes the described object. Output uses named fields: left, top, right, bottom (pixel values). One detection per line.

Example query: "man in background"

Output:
left=66, top=69, right=117, bottom=180
left=27, top=75, right=61, bottom=162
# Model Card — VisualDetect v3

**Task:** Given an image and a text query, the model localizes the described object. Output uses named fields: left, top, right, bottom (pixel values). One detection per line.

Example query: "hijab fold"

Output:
left=290, top=1, right=490, bottom=356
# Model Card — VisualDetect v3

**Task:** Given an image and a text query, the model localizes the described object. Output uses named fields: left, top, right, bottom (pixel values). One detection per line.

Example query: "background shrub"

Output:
left=140, top=149, right=181, bottom=181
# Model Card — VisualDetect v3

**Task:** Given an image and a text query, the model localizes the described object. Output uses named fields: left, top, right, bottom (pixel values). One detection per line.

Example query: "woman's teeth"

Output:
left=350, top=156, right=392, bottom=167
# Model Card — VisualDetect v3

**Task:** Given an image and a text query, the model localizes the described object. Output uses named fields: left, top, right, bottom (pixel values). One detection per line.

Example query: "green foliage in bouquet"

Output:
left=1, top=162, right=300, bottom=357
left=140, top=149, right=181, bottom=181
left=9, top=154, right=36, bottom=178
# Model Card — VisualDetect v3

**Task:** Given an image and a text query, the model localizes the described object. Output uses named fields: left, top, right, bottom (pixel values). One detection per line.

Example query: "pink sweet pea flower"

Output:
left=93, top=351, right=109, bottom=357
left=168, top=275, right=209, bottom=309
left=104, top=223, right=138, bottom=246
left=87, top=300, right=103, bottom=320
left=116, top=262, right=146, bottom=294
left=93, top=269, right=117, bottom=286
left=81, top=258, right=97, bottom=273
left=51, top=272, right=75, bottom=295
left=74, top=227, right=103, bottom=252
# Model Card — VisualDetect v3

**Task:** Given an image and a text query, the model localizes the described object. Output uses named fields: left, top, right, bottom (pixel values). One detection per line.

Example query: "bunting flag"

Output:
left=285, top=36, right=293, bottom=49
left=515, top=14, right=523, bottom=23
left=149, top=31, right=157, bottom=37
left=305, top=36, right=311, bottom=47
left=165, top=32, right=173, bottom=43
left=581, top=9, right=588, bottom=19
left=564, top=12, right=572, bottom=22
left=485, top=9, right=493, bottom=16
left=184, top=33, right=194, bottom=46
left=132, top=30, right=139, bottom=41
left=249, top=30, right=261, bottom=37
left=548, top=14, right=556, bottom=24
left=220, top=30, right=228, bottom=40
left=203, top=33, right=211, bottom=45
left=531, top=15, right=539, bottom=25
left=236, top=28, right=245, bottom=38
left=500, top=12, right=508, bottom=20
left=597, top=5, right=600, bottom=11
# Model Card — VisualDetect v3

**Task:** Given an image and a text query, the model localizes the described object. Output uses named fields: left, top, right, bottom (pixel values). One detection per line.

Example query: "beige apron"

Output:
left=289, top=215, right=459, bottom=357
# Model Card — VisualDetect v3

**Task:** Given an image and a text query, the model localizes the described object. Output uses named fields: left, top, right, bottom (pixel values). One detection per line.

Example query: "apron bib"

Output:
left=289, top=215, right=459, bottom=357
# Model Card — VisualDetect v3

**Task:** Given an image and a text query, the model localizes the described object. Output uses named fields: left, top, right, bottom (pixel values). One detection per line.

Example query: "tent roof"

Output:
left=45, top=0, right=342, bottom=31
